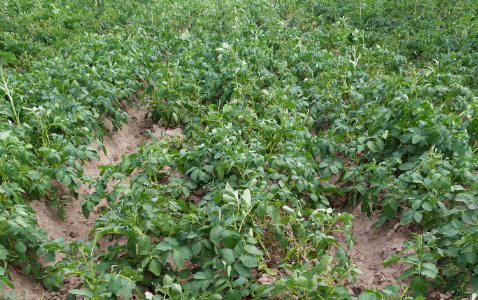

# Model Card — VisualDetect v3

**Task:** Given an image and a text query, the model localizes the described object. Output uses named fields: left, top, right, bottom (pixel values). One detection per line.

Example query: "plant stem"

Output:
left=280, top=238, right=307, bottom=265
left=0, top=70, right=20, bottom=125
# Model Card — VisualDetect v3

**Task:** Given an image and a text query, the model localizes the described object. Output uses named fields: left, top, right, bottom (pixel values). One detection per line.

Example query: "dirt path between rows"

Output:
left=3, top=98, right=412, bottom=300
left=337, top=205, right=409, bottom=296
left=4, top=97, right=153, bottom=299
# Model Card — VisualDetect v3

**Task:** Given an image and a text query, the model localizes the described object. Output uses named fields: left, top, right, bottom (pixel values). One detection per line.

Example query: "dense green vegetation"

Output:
left=1, top=0, right=478, bottom=299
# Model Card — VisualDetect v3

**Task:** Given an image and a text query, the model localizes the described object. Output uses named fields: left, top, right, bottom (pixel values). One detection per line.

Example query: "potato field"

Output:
left=1, top=0, right=478, bottom=299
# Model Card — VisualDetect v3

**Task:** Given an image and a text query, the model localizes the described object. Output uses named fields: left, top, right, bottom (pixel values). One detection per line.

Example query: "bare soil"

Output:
left=3, top=99, right=155, bottom=299
left=2, top=102, right=411, bottom=300
left=336, top=205, right=409, bottom=297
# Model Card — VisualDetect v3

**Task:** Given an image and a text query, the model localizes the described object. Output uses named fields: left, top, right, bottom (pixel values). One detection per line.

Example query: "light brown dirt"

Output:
left=337, top=204, right=410, bottom=297
left=2, top=97, right=154, bottom=300
left=3, top=101, right=411, bottom=299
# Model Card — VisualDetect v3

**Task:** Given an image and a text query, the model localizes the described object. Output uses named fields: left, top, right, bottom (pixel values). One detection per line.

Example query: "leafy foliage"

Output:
left=1, top=0, right=478, bottom=299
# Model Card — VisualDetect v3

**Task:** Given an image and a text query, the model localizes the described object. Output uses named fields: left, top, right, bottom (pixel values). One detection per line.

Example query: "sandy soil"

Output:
left=337, top=205, right=409, bottom=296
left=2, top=99, right=412, bottom=300
left=3, top=96, right=154, bottom=299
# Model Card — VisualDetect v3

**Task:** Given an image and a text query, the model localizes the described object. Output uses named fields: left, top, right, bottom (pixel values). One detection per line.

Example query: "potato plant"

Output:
left=1, top=0, right=478, bottom=299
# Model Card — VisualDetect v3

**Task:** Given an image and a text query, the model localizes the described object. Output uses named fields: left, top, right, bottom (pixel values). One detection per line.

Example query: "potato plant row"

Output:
left=1, top=0, right=478, bottom=299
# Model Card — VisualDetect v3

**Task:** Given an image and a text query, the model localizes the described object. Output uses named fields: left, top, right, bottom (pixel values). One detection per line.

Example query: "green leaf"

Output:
left=398, top=267, right=417, bottom=280
left=412, top=200, right=422, bottom=211
left=422, top=263, right=438, bottom=274
left=194, top=272, right=208, bottom=280
left=357, top=293, right=378, bottom=300
left=225, top=290, right=242, bottom=300
left=14, top=240, right=27, bottom=255
left=411, top=135, right=422, bottom=144
left=216, top=161, right=229, bottom=180
left=233, top=276, right=246, bottom=287
left=70, top=289, right=94, bottom=297
left=27, top=170, right=42, bottom=180
left=0, top=276, right=14, bottom=289
left=117, top=279, right=134, bottom=299
left=466, top=252, right=477, bottom=264
left=456, top=193, right=474, bottom=203
left=399, top=162, right=416, bottom=171
left=256, top=203, right=266, bottom=219
left=173, top=247, right=188, bottom=269
left=282, top=205, right=296, bottom=216
left=383, top=284, right=399, bottom=295
left=400, top=209, right=414, bottom=225
left=164, top=237, right=179, bottom=246
left=179, top=269, right=190, bottom=279
left=61, top=175, right=72, bottom=187
left=462, top=211, right=476, bottom=225
left=92, top=226, right=115, bottom=244
left=355, top=183, right=367, bottom=195
left=234, top=264, right=251, bottom=277
left=223, top=104, right=232, bottom=114
left=149, top=259, right=162, bottom=276
left=138, top=234, right=151, bottom=255
left=241, top=189, right=252, bottom=210
left=109, top=275, right=122, bottom=294
left=45, top=251, right=55, bottom=263
left=382, top=254, right=401, bottom=268
left=222, top=249, right=235, bottom=263
left=210, top=226, right=223, bottom=245
left=0, top=51, right=18, bottom=63
left=222, top=229, right=241, bottom=248
left=245, top=245, right=262, bottom=256
left=192, top=242, right=202, bottom=256
left=156, top=242, right=173, bottom=251
left=0, top=245, right=9, bottom=260
left=180, top=246, right=192, bottom=259
left=0, top=131, right=10, bottom=141
left=361, top=201, right=372, bottom=216
left=421, top=269, right=437, bottom=279
left=422, top=201, right=434, bottom=211
left=367, top=141, right=379, bottom=152
left=55, top=169, right=65, bottom=181
left=437, top=177, right=451, bottom=190
left=442, top=266, right=456, bottom=276
left=270, top=184, right=280, bottom=195
left=329, top=165, right=339, bottom=174
left=19, top=164, right=30, bottom=173
left=413, top=212, right=423, bottom=222
left=273, top=225, right=288, bottom=250
left=294, top=276, right=309, bottom=288
left=225, top=183, right=235, bottom=194
left=375, top=139, right=384, bottom=151
left=469, top=201, right=478, bottom=210
left=46, top=153, right=60, bottom=164
left=240, top=255, right=258, bottom=268
left=267, top=204, right=279, bottom=221
left=383, top=204, right=396, bottom=219
left=296, top=180, right=306, bottom=192
left=335, top=247, right=346, bottom=260
left=410, top=276, right=428, bottom=295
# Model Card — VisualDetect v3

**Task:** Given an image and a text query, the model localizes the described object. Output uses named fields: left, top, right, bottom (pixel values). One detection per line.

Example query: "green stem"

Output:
left=0, top=71, right=20, bottom=125
left=294, top=245, right=315, bottom=258
left=280, top=238, right=307, bottom=265
left=238, top=207, right=253, bottom=232
left=255, top=231, right=271, bottom=259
